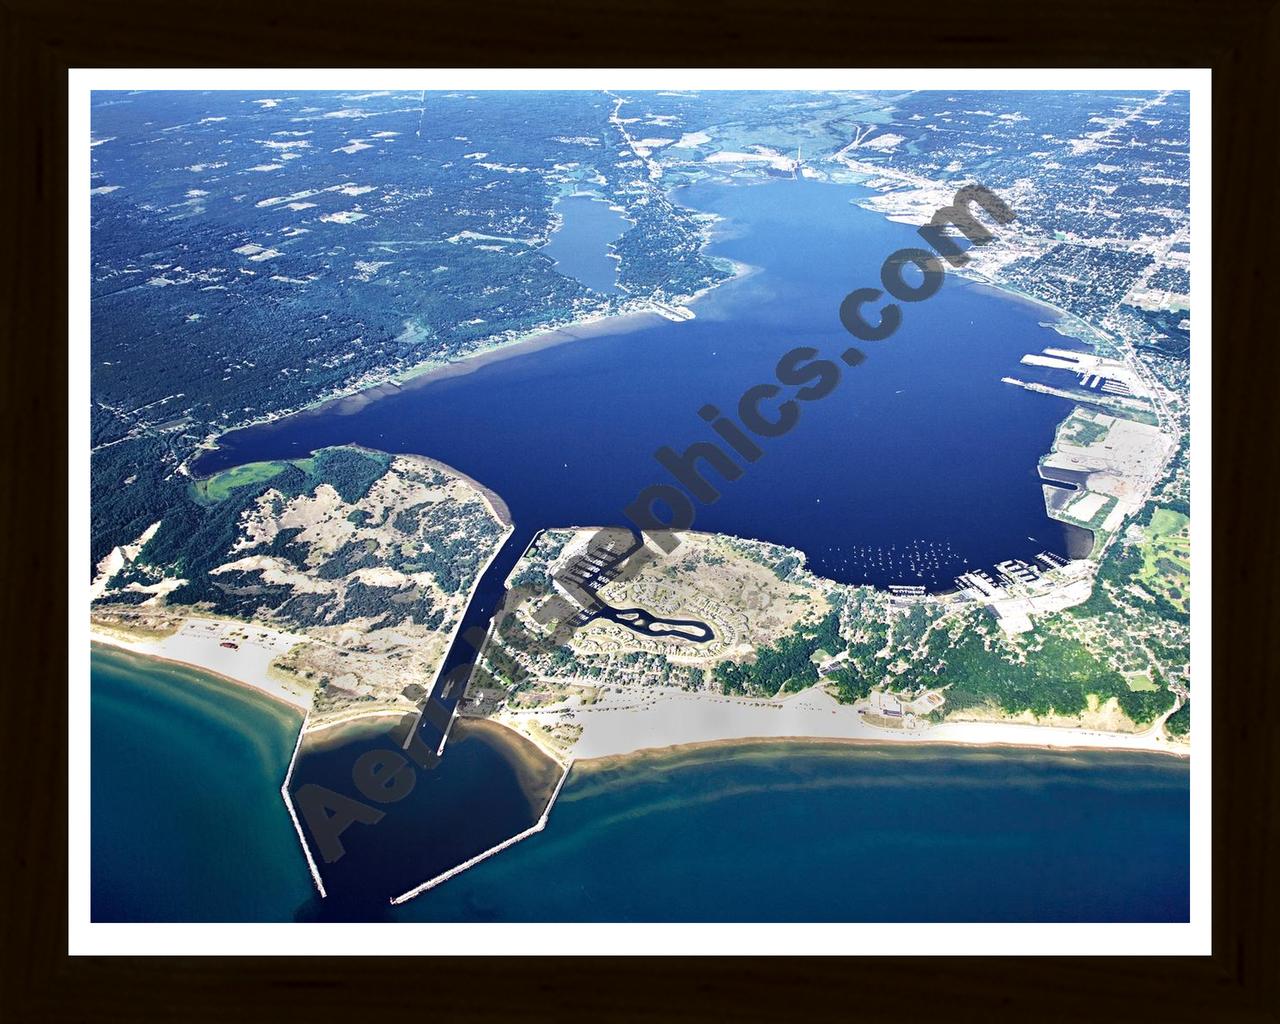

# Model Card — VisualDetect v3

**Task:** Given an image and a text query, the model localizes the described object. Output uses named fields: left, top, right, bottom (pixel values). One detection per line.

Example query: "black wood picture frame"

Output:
left=3, top=1, right=1276, bottom=1018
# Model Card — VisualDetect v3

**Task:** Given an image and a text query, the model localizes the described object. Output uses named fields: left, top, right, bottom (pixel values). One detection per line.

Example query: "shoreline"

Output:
left=571, top=730, right=1191, bottom=770
left=369, top=306, right=672, bottom=392
left=189, top=298, right=713, bottom=473
left=403, top=451, right=513, bottom=528
left=297, top=708, right=421, bottom=753
left=188, top=230, right=756, bottom=475
left=571, top=728, right=1190, bottom=769
left=496, top=684, right=1189, bottom=766
left=90, top=619, right=313, bottom=712
left=460, top=717, right=568, bottom=811
left=90, top=634, right=309, bottom=716
left=963, top=275, right=1087, bottom=327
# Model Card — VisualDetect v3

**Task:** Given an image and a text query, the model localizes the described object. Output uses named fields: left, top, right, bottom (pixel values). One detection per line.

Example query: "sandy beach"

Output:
left=506, top=684, right=1189, bottom=763
left=90, top=615, right=313, bottom=711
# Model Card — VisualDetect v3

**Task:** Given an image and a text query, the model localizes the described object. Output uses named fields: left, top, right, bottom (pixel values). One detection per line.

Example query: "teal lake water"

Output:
left=91, top=645, right=313, bottom=922
left=395, top=743, right=1190, bottom=923
left=92, top=645, right=1188, bottom=922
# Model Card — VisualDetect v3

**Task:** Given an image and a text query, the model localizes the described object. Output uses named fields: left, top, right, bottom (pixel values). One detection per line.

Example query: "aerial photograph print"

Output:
left=80, top=75, right=1201, bottom=938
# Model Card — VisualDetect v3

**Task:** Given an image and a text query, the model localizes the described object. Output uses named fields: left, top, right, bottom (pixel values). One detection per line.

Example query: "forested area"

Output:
left=709, top=567, right=1180, bottom=727
left=94, top=447, right=506, bottom=637
left=89, top=90, right=731, bottom=571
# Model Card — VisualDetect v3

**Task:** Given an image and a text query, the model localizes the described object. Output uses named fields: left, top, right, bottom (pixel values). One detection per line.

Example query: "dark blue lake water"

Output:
left=288, top=715, right=563, bottom=922
left=196, top=178, right=1084, bottom=592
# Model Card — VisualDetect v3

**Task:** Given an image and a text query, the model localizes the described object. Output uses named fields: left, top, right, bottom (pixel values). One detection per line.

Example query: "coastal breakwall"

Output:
left=389, top=759, right=574, bottom=905
left=280, top=711, right=328, bottom=899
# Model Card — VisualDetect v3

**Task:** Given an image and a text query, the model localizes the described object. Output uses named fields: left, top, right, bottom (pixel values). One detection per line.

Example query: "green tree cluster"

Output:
left=715, top=609, right=842, bottom=698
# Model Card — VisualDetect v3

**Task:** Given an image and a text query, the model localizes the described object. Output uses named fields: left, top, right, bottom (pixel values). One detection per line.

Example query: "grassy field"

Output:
left=1125, top=671, right=1158, bottom=692
left=1137, top=508, right=1190, bottom=614
left=1060, top=490, right=1118, bottom=531
left=188, top=460, right=291, bottom=504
